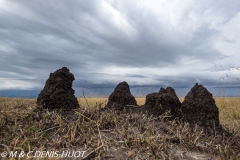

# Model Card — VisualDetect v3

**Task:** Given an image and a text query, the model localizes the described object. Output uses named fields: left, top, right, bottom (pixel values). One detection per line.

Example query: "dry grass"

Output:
left=77, top=97, right=108, bottom=110
left=0, top=97, right=240, bottom=159
left=80, top=97, right=240, bottom=134
left=215, top=97, right=240, bottom=135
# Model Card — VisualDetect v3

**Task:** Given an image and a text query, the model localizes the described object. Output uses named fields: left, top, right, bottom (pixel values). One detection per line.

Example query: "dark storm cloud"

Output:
left=0, top=0, right=240, bottom=90
left=125, top=74, right=148, bottom=78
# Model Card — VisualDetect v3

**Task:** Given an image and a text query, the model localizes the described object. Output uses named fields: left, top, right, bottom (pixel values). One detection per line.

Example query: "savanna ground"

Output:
left=0, top=97, right=240, bottom=159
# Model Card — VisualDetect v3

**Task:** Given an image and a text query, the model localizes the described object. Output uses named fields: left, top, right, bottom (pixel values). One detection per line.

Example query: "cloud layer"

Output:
left=0, top=0, right=240, bottom=90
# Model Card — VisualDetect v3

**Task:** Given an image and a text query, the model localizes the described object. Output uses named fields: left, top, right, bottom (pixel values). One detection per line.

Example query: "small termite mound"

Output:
left=105, top=81, right=137, bottom=110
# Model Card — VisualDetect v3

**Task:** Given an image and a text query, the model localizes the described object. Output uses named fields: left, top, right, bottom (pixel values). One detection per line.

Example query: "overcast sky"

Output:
left=0, top=0, right=240, bottom=90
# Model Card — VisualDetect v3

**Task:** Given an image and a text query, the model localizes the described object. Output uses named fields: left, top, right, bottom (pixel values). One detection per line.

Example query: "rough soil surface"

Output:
left=181, top=83, right=220, bottom=133
left=105, top=81, right=137, bottom=110
left=36, top=67, right=79, bottom=110
left=145, top=92, right=158, bottom=107
left=156, top=87, right=182, bottom=118
left=143, top=87, right=182, bottom=118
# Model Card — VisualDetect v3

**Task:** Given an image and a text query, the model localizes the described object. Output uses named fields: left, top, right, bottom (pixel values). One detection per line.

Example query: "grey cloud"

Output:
left=222, top=37, right=235, bottom=43
left=125, top=74, right=148, bottom=78
left=0, top=0, right=240, bottom=90
left=0, top=1, right=220, bottom=67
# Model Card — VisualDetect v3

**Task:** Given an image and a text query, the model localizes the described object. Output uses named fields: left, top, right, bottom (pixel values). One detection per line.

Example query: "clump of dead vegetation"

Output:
left=0, top=98, right=240, bottom=159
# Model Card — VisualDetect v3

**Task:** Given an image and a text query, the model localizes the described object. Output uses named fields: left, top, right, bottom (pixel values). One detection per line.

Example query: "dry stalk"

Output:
left=83, top=144, right=103, bottom=159
left=82, top=89, right=90, bottom=108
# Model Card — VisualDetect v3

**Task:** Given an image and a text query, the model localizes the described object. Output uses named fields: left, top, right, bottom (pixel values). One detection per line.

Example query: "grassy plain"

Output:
left=0, top=97, right=239, bottom=159
left=78, top=97, right=240, bottom=134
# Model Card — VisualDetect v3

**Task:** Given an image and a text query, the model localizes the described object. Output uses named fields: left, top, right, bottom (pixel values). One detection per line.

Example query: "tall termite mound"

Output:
left=181, top=83, right=220, bottom=133
left=105, top=81, right=137, bottom=110
left=37, top=67, right=79, bottom=110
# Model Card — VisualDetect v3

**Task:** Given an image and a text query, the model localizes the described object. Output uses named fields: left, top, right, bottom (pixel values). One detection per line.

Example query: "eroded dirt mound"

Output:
left=145, top=92, right=158, bottom=107
left=181, top=83, right=220, bottom=133
left=156, top=87, right=182, bottom=118
left=105, top=81, right=137, bottom=110
left=144, top=87, right=182, bottom=118
left=36, top=67, right=79, bottom=110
